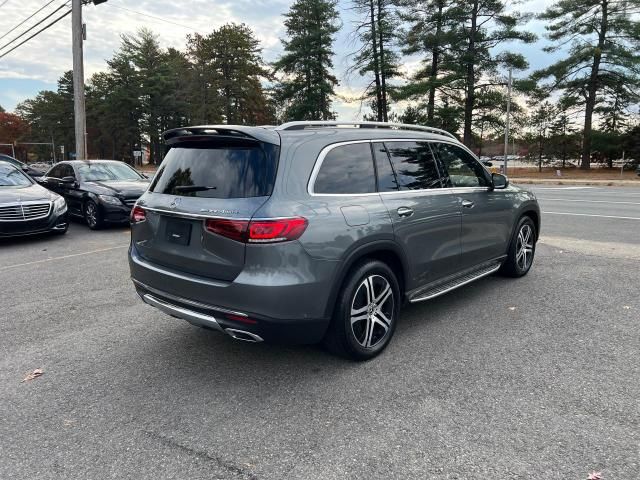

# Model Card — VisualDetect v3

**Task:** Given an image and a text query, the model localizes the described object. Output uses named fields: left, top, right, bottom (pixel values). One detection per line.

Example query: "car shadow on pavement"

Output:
left=117, top=273, right=512, bottom=394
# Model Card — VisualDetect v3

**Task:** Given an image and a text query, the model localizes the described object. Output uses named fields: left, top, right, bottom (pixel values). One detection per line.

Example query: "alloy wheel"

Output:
left=350, top=274, right=395, bottom=349
left=86, top=203, right=97, bottom=228
left=516, top=224, right=534, bottom=271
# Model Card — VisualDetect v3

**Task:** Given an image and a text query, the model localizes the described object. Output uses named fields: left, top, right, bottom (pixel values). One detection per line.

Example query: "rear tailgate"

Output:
left=131, top=133, right=280, bottom=282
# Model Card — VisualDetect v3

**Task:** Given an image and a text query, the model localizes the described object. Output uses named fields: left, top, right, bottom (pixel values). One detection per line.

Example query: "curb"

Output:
left=510, top=178, right=640, bottom=187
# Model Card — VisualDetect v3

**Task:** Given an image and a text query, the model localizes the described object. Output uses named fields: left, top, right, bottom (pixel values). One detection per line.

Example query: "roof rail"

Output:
left=275, top=121, right=458, bottom=141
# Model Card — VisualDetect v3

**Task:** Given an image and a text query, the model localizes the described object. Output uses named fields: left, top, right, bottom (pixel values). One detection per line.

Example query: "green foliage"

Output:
left=15, top=25, right=274, bottom=164
left=535, top=0, right=640, bottom=168
left=273, top=0, right=341, bottom=121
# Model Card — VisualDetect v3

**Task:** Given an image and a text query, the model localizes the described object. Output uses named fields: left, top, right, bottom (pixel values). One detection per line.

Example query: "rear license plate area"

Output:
left=165, top=218, right=192, bottom=246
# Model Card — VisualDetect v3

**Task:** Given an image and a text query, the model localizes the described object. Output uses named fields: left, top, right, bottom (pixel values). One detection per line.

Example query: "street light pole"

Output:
left=72, top=0, right=87, bottom=160
left=503, top=68, right=512, bottom=176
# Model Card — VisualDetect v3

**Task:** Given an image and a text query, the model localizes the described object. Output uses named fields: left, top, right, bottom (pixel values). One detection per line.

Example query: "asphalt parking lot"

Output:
left=1, top=185, right=639, bottom=479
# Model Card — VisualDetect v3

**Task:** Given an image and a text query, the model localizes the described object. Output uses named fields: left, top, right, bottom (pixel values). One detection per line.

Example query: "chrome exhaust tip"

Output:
left=224, top=328, right=264, bottom=343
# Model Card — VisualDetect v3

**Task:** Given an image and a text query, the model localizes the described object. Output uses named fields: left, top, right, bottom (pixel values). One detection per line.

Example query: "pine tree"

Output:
left=450, top=0, right=535, bottom=147
left=210, top=24, right=272, bottom=125
left=395, top=0, right=460, bottom=125
left=274, top=0, right=340, bottom=121
left=536, top=0, right=640, bottom=169
left=350, top=0, right=400, bottom=121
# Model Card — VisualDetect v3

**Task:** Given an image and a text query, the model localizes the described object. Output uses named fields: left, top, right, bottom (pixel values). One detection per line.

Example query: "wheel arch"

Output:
left=520, top=208, right=540, bottom=240
left=324, top=240, right=409, bottom=319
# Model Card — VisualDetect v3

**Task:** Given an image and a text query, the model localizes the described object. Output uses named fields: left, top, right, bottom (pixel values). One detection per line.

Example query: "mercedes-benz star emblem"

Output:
left=169, top=197, right=181, bottom=209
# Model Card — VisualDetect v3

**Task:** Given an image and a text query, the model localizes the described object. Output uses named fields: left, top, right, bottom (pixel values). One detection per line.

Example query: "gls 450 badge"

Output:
left=199, top=209, right=241, bottom=215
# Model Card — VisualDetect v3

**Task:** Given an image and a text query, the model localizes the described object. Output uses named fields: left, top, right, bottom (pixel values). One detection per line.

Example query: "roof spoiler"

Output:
left=162, top=126, right=280, bottom=146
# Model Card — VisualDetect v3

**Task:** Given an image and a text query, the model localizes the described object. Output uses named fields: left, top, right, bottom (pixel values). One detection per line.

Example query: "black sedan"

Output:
left=0, top=161, right=69, bottom=238
left=0, top=154, right=47, bottom=180
left=37, top=160, right=150, bottom=229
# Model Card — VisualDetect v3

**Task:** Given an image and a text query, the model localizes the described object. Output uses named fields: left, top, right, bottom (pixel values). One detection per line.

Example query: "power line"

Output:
left=0, top=8, right=71, bottom=60
left=0, top=0, right=11, bottom=10
left=0, top=2, right=70, bottom=53
left=107, top=4, right=198, bottom=31
left=0, top=0, right=59, bottom=42
left=107, top=3, right=281, bottom=55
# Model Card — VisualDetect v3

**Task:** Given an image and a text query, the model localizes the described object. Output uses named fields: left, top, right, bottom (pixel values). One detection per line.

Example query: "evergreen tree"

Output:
left=528, top=100, right=556, bottom=172
left=274, top=0, right=340, bottom=121
left=450, top=1, right=535, bottom=147
left=395, top=0, right=460, bottom=124
left=536, top=0, right=640, bottom=169
left=210, top=24, right=272, bottom=125
left=350, top=0, right=399, bottom=121
left=548, top=96, right=581, bottom=168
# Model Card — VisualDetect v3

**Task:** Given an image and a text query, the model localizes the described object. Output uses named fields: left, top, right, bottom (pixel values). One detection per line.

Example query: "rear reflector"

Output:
left=130, top=205, right=146, bottom=223
left=225, top=313, right=258, bottom=325
left=204, top=217, right=308, bottom=244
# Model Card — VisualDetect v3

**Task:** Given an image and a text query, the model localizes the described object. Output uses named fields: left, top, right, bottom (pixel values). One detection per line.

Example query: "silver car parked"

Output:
left=129, top=122, right=540, bottom=360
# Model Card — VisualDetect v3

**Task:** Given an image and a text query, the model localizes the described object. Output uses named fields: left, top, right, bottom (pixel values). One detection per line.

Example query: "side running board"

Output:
left=409, top=262, right=501, bottom=303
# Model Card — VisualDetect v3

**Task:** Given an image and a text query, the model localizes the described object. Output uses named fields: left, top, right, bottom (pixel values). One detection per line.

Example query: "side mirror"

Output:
left=483, top=161, right=493, bottom=167
left=60, top=176, right=76, bottom=185
left=492, top=173, right=509, bottom=190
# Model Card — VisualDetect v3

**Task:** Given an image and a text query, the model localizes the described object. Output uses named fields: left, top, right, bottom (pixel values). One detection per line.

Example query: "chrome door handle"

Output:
left=397, top=207, right=414, bottom=218
left=462, top=200, right=475, bottom=209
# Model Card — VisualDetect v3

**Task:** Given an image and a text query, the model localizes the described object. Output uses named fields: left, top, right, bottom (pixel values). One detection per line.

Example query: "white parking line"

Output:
left=533, top=187, right=596, bottom=190
left=543, top=211, right=640, bottom=221
left=0, top=245, right=128, bottom=271
left=538, top=198, right=640, bottom=205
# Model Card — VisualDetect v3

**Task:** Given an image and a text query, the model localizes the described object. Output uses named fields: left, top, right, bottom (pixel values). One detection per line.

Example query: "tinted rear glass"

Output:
left=150, top=143, right=278, bottom=198
left=314, top=143, right=376, bottom=194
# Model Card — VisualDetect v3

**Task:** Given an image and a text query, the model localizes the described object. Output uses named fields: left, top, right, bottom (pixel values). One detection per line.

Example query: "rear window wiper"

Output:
left=174, top=185, right=217, bottom=193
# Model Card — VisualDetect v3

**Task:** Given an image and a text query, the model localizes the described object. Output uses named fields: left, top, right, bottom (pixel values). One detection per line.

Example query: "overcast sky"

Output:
left=0, top=0, right=555, bottom=118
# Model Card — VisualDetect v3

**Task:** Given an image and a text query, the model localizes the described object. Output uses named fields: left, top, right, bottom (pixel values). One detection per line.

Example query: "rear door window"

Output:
left=384, top=141, right=442, bottom=190
left=313, top=143, right=376, bottom=194
left=150, top=143, right=279, bottom=198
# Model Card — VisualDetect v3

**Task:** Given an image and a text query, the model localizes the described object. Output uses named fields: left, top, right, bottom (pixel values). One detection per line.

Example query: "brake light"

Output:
left=248, top=218, right=308, bottom=243
left=131, top=205, right=146, bottom=223
left=204, top=219, right=249, bottom=242
left=204, top=217, right=308, bottom=243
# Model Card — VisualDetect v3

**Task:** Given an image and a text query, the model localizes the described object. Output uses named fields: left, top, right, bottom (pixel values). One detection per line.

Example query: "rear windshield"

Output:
left=150, top=143, right=279, bottom=198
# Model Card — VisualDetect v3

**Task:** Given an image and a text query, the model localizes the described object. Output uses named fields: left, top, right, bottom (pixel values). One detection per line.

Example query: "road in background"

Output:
left=528, top=184, right=640, bottom=245
left=1, top=186, right=638, bottom=479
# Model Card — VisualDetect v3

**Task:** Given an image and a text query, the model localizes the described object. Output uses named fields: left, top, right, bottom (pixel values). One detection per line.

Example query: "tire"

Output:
left=324, top=259, right=401, bottom=361
left=500, top=216, right=536, bottom=278
left=84, top=200, right=103, bottom=230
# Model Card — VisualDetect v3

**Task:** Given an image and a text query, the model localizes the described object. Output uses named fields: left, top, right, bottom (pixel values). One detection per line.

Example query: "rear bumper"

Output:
left=129, top=243, right=338, bottom=344
left=133, top=279, right=329, bottom=344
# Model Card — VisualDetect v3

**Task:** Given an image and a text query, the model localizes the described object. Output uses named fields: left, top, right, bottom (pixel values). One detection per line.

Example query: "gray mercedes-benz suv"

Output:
left=129, top=121, right=540, bottom=360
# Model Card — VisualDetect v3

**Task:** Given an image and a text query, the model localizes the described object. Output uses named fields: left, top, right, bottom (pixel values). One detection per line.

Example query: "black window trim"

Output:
left=308, top=138, right=492, bottom=197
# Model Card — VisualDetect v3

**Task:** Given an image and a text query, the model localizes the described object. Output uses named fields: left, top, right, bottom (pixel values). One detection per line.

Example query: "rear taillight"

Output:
left=204, top=217, right=308, bottom=244
left=130, top=205, right=146, bottom=223
left=204, top=219, right=248, bottom=243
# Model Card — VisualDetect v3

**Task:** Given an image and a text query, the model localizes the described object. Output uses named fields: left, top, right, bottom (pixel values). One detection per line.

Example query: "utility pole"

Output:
left=503, top=68, right=512, bottom=176
left=72, top=0, right=87, bottom=160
